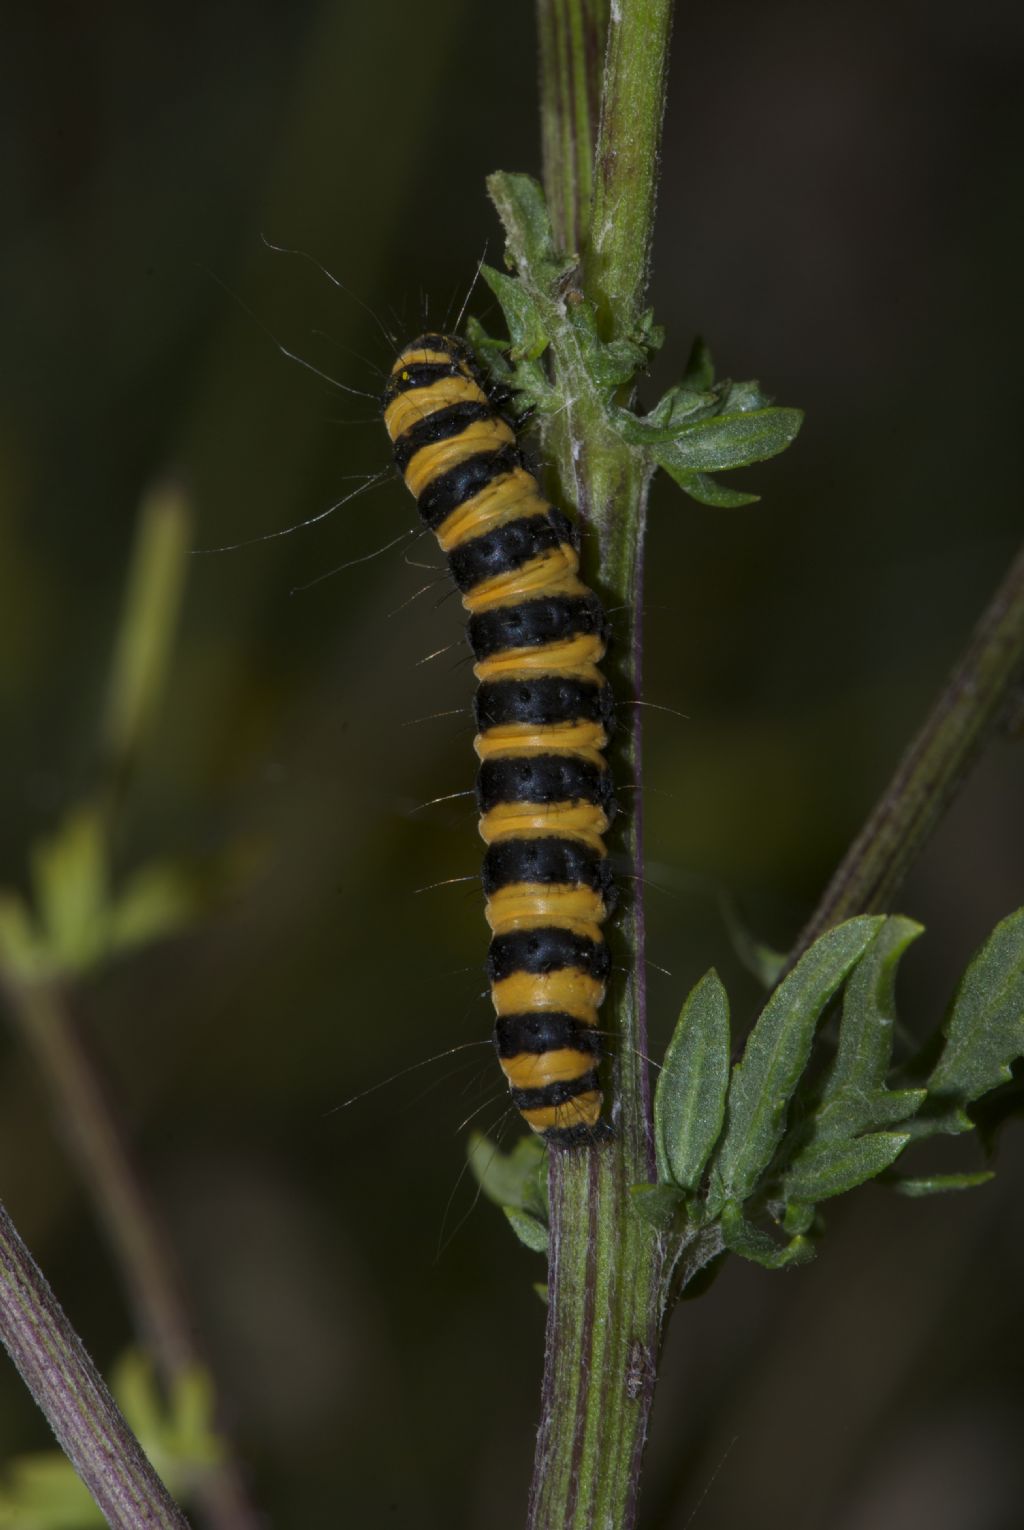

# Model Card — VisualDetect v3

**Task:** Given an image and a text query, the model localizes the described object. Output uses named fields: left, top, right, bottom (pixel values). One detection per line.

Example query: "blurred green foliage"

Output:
left=0, top=1352, right=221, bottom=1529
left=3, top=3, right=1023, bottom=1528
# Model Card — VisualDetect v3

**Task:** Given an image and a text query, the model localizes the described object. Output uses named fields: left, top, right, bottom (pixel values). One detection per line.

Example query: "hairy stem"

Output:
left=527, top=1, right=675, bottom=1526
left=538, top=0, right=609, bottom=253
left=791, top=539, right=1024, bottom=961
left=587, top=0, right=675, bottom=339
left=0, top=1195, right=190, bottom=1528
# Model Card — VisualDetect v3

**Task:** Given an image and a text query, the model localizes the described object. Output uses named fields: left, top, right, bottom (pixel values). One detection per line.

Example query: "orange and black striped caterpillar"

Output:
left=383, top=334, right=615, bottom=1145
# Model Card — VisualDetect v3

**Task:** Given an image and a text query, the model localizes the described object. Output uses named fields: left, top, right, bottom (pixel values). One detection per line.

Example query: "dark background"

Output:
left=3, top=1, right=1023, bottom=1526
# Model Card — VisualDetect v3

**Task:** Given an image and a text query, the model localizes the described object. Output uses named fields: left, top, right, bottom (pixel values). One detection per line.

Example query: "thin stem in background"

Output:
left=0, top=1196, right=190, bottom=1529
left=8, top=982, right=196, bottom=1380
left=791, top=539, right=1024, bottom=963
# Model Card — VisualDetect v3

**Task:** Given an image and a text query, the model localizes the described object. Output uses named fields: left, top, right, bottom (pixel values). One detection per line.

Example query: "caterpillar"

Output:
left=382, top=333, right=615, bottom=1145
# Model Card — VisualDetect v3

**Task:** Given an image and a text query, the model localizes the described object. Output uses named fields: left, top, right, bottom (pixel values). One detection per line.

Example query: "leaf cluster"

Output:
left=474, top=909, right=1023, bottom=1278
left=0, top=806, right=251, bottom=984
left=645, top=909, right=1022, bottom=1277
left=466, top=173, right=802, bottom=508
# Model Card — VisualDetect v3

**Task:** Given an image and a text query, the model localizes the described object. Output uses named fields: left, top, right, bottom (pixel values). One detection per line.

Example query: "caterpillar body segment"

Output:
left=383, top=334, right=616, bottom=1145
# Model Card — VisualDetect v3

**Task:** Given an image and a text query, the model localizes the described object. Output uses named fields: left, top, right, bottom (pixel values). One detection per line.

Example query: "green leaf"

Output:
left=782, top=1131, right=909, bottom=1203
left=485, top=171, right=568, bottom=286
left=503, top=1207, right=549, bottom=1253
left=565, top=300, right=648, bottom=390
left=652, top=406, right=803, bottom=478
left=30, top=808, right=110, bottom=973
left=615, top=390, right=719, bottom=444
left=668, top=472, right=761, bottom=509
left=680, top=336, right=714, bottom=392
left=708, top=916, right=884, bottom=1211
left=107, top=862, right=204, bottom=954
left=629, top=1182, right=686, bottom=1230
left=479, top=264, right=550, bottom=361
left=800, top=915, right=927, bottom=1147
left=655, top=969, right=730, bottom=1191
left=890, top=1171, right=995, bottom=1198
left=467, top=1131, right=548, bottom=1222
left=717, top=378, right=773, bottom=414
left=926, top=907, right=1024, bottom=1117
left=111, top=1351, right=222, bottom=1481
left=720, top=1202, right=813, bottom=1270
left=823, top=917, right=923, bottom=1098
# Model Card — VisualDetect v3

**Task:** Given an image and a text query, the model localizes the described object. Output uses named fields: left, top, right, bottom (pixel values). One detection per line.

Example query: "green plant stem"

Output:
left=538, top=0, right=609, bottom=253
left=2, top=975, right=261, bottom=1530
left=586, top=0, right=674, bottom=339
left=791, top=539, right=1024, bottom=963
left=0, top=1193, right=190, bottom=1528
left=528, top=1146, right=663, bottom=1530
left=528, top=2, right=675, bottom=1526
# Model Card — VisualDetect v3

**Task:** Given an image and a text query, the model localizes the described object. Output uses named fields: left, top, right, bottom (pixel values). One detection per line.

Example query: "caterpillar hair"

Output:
left=383, top=333, right=615, bottom=1146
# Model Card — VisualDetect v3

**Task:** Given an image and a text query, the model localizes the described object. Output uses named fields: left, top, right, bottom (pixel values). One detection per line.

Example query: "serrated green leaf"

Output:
left=783, top=1131, right=909, bottom=1203
left=655, top=969, right=730, bottom=1191
left=629, top=1182, right=686, bottom=1230
left=479, top=264, right=550, bottom=361
left=901, top=1102, right=975, bottom=1139
left=926, top=907, right=1024, bottom=1113
left=720, top=1202, right=813, bottom=1269
left=708, top=916, right=884, bottom=1211
left=564, top=300, right=649, bottom=390
left=797, top=915, right=927, bottom=1152
left=467, top=1131, right=547, bottom=1221
left=594, top=339, right=649, bottom=389
left=668, top=472, right=761, bottom=509
left=615, top=390, right=718, bottom=444
left=890, top=1171, right=995, bottom=1197
left=653, top=406, right=803, bottom=478
left=680, top=336, right=714, bottom=392
left=486, top=171, right=568, bottom=286
left=503, top=1206, right=549, bottom=1253
left=823, top=917, right=923, bottom=1101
